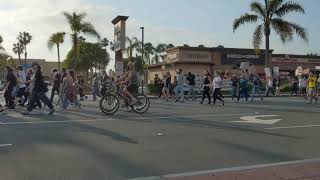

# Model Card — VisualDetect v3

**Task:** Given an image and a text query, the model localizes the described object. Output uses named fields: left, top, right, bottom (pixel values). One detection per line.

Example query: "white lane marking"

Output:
left=231, top=115, right=282, bottom=125
left=0, top=112, right=259, bottom=125
left=266, top=124, right=320, bottom=130
left=0, top=144, right=13, bottom=147
left=128, top=158, right=320, bottom=180
left=140, top=112, right=260, bottom=120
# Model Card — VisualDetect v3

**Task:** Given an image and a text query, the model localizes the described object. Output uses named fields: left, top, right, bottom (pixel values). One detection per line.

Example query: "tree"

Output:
left=153, top=43, right=167, bottom=64
left=183, top=44, right=190, bottom=47
left=0, top=35, right=4, bottom=50
left=63, top=42, right=109, bottom=72
left=143, top=42, right=155, bottom=65
left=17, top=31, right=32, bottom=64
left=47, top=32, right=65, bottom=70
left=233, top=0, right=308, bottom=67
left=198, top=44, right=206, bottom=48
left=125, top=37, right=140, bottom=61
left=63, top=12, right=100, bottom=69
left=12, top=42, right=24, bottom=65
left=166, top=43, right=175, bottom=49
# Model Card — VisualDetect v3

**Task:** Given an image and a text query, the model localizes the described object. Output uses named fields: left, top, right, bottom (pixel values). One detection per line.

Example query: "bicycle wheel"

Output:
left=99, top=94, right=119, bottom=115
left=132, top=94, right=150, bottom=114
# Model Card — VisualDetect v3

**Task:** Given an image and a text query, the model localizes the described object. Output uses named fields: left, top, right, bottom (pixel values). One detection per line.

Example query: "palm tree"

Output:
left=63, top=12, right=100, bottom=68
left=125, top=37, right=140, bottom=61
left=47, top=32, right=65, bottom=69
left=17, top=31, right=32, bottom=64
left=12, top=42, right=24, bottom=65
left=233, top=0, right=308, bottom=67
left=0, top=35, right=4, bottom=50
left=144, top=42, right=155, bottom=65
left=166, top=43, right=175, bottom=49
left=153, top=43, right=167, bottom=64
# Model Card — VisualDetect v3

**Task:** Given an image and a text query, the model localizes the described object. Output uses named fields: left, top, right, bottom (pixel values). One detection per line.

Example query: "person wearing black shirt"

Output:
left=186, top=72, right=196, bottom=100
left=4, top=66, right=17, bottom=109
left=50, top=69, right=61, bottom=103
left=200, top=70, right=212, bottom=104
left=154, top=74, right=163, bottom=98
left=23, top=62, right=55, bottom=115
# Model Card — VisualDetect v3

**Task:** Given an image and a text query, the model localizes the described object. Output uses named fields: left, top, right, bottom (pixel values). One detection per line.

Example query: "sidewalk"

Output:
left=165, top=160, right=320, bottom=180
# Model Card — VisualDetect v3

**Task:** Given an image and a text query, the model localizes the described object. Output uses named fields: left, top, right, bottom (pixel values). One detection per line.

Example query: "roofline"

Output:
left=272, top=54, right=320, bottom=59
left=111, top=16, right=129, bottom=24
left=166, top=46, right=273, bottom=53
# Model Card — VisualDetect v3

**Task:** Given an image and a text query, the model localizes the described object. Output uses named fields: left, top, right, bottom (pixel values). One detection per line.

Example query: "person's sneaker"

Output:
left=222, top=101, right=225, bottom=106
left=48, top=109, right=55, bottom=115
left=199, top=101, right=203, bottom=104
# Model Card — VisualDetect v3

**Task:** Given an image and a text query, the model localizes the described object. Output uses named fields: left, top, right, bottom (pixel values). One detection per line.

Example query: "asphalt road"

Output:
left=0, top=96, right=320, bottom=180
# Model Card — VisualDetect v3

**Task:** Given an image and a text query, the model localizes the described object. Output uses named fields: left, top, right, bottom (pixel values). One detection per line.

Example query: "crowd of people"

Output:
left=153, top=69, right=320, bottom=105
left=0, top=63, right=84, bottom=114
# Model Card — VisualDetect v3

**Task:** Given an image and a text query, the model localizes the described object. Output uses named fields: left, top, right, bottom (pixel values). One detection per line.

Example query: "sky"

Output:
left=0, top=0, right=319, bottom=69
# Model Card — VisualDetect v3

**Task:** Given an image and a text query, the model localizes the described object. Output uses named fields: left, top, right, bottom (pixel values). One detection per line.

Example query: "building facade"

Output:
left=147, top=46, right=320, bottom=83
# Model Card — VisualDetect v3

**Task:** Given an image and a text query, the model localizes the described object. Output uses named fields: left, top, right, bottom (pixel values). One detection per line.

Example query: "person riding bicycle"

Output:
left=116, top=62, right=139, bottom=106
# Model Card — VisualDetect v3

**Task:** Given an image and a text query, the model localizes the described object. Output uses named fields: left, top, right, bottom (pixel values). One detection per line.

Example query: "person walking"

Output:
left=23, top=62, right=55, bottom=115
left=61, top=69, right=81, bottom=110
left=238, top=75, right=249, bottom=102
left=266, top=78, right=275, bottom=97
left=200, top=70, right=212, bottom=104
left=307, top=71, right=318, bottom=104
left=4, top=66, right=17, bottom=109
left=298, top=76, right=307, bottom=98
left=251, top=75, right=263, bottom=102
left=162, top=72, right=171, bottom=101
left=78, top=75, right=87, bottom=101
left=175, top=69, right=186, bottom=103
left=275, top=77, right=281, bottom=96
left=154, top=74, right=163, bottom=99
left=186, top=72, right=196, bottom=101
left=212, top=71, right=224, bottom=106
left=291, top=77, right=299, bottom=96
left=16, top=65, right=27, bottom=106
left=231, top=74, right=239, bottom=101
left=50, top=69, right=61, bottom=103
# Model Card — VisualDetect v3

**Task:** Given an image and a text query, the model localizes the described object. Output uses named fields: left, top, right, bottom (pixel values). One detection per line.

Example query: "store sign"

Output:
left=221, top=53, right=265, bottom=65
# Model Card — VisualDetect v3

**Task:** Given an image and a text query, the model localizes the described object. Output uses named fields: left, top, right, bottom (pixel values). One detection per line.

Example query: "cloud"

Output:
left=0, top=0, right=219, bottom=71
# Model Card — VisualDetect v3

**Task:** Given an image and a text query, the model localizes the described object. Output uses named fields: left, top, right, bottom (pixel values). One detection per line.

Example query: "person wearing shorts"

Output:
left=307, top=72, right=318, bottom=104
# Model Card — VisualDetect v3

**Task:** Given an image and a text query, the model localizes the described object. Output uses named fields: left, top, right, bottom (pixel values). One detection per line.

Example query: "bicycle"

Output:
left=99, top=84, right=150, bottom=115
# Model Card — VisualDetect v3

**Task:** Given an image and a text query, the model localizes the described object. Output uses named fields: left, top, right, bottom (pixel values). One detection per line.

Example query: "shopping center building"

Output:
left=147, top=46, right=320, bottom=83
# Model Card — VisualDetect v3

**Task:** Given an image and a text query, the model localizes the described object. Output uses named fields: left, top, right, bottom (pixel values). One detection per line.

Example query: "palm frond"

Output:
left=287, top=22, right=308, bottom=42
left=268, top=0, right=284, bottom=14
left=47, top=35, right=55, bottom=50
left=250, top=1, right=266, bottom=18
left=233, top=13, right=258, bottom=32
left=0, top=35, right=3, bottom=44
left=275, top=1, right=305, bottom=17
left=81, top=22, right=100, bottom=39
left=253, top=24, right=264, bottom=51
left=271, top=18, right=293, bottom=42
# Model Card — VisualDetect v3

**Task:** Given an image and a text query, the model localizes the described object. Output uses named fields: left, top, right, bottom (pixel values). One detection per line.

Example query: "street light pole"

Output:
left=140, top=27, right=145, bottom=94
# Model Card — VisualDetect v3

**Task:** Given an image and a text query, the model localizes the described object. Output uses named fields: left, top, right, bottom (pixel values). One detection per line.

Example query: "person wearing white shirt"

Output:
left=174, top=69, right=186, bottom=103
left=212, top=71, right=224, bottom=106
left=17, top=66, right=27, bottom=106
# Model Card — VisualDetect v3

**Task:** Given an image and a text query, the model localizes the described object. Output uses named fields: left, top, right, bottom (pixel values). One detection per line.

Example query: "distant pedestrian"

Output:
left=154, top=74, right=163, bottom=98
left=61, top=69, right=81, bottom=109
left=186, top=72, right=196, bottom=101
left=4, top=66, right=17, bottom=109
left=238, top=75, right=249, bottom=102
left=291, top=77, right=299, bottom=96
left=50, top=69, right=61, bottom=103
left=78, top=75, right=87, bottom=101
left=162, top=72, right=171, bottom=101
left=200, top=70, right=212, bottom=104
left=175, top=69, right=186, bottom=103
left=251, top=75, right=263, bottom=102
left=16, top=65, right=27, bottom=106
left=212, top=71, right=224, bottom=106
left=307, top=72, right=318, bottom=104
left=275, top=77, right=281, bottom=96
left=231, top=74, right=239, bottom=101
left=266, top=78, right=275, bottom=97
left=298, top=76, right=307, bottom=98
